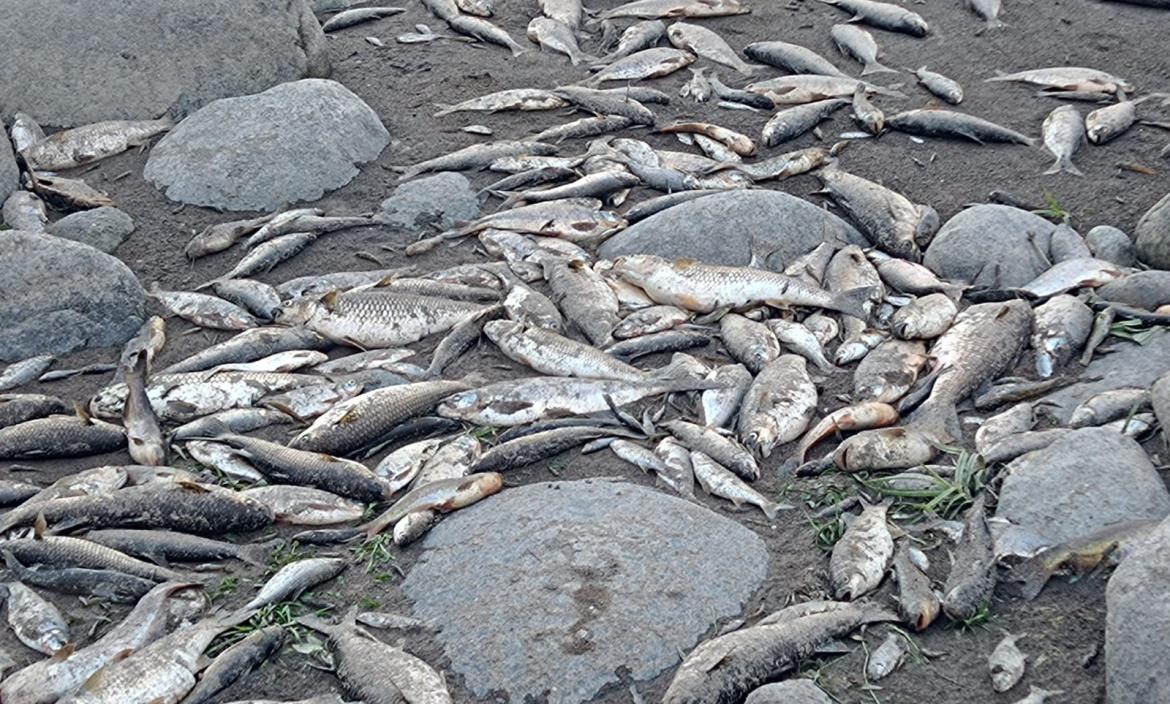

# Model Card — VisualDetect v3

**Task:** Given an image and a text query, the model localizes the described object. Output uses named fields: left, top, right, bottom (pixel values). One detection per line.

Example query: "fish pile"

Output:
left=3, top=0, right=1170, bottom=702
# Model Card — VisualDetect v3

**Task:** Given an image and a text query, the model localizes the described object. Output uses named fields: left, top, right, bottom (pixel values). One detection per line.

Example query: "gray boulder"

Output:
left=401, top=479, right=769, bottom=704
left=745, top=680, right=834, bottom=704
left=923, top=205, right=1058, bottom=288
left=311, top=0, right=365, bottom=9
left=46, top=207, right=135, bottom=254
left=1106, top=516, right=1170, bottom=704
left=994, top=428, right=1170, bottom=557
left=380, top=172, right=479, bottom=230
left=1135, top=193, right=1170, bottom=270
left=1086, top=225, right=1136, bottom=267
left=1097, top=270, right=1170, bottom=311
left=597, top=190, right=865, bottom=269
left=145, top=80, right=389, bottom=212
left=0, top=131, right=16, bottom=203
left=0, top=0, right=329, bottom=127
left=0, top=231, right=145, bottom=362
left=1040, top=331, right=1170, bottom=423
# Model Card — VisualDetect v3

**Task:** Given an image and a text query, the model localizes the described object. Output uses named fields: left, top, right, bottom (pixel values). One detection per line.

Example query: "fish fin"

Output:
left=33, top=512, right=47, bottom=539
left=174, top=479, right=210, bottom=493
left=861, top=61, right=898, bottom=76
left=433, top=103, right=455, bottom=116
left=1043, top=158, right=1083, bottom=177
left=830, top=286, right=873, bottom=320
left=73, top=402, right=94, bottom=424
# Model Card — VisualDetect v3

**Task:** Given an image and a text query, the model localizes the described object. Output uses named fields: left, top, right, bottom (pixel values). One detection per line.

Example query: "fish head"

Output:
left=914, top=205, right=940, bottom=249
left=273, top=297, right=321, bottom=326
left=435, top=390, right=482, bottom=418
left=744, top=419, right=778, bottom=458
left=610, top=254, right=662, bottom=283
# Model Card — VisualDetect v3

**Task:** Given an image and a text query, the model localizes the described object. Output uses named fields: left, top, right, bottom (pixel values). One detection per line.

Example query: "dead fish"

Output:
left=891, top=293, right=958, bottom=340
left=793, top=401, right=898, bottom=463
left=600, top=0, right=748, bottom=19
left=2, top=582, right=70, bottom=655
left=854, top=339, right=928, bottom=404
left=122, top=353, right=166, bottom=466
left=852, top=85, right=884, bottom=135
left=761, top=99, right=849, bottom=146
left=816, top=165, right=934, bottom=261
left=679, top=67, right=714, bottom=102
left=986, top=66, right=1133, bottom=96
left=1042, top=105, right=1085, bottom=176
left=830, top=23, right=896, bottom=75
left=83, top=529, right=274, bottom=567
left=963, top=0, right=1006, bottom=31
left=738, top=355, right=817, bottom=458
left=0, top=355, right=55, bottom=392
left=150, top=287, right=258, bottom=331
left=246, top=213, right=374, bottom=250
left=767, top=319, right=837, bottom=371
left=0, top=479, right=40, bottom=506
left=744, top=41, right=848, bottom=77
left=989, top=631, right=1028, bottom=692
left=866, top=631, right=907, bottom=680
left=707, top=73, right=776, bottom=110
left=1069, top=387, right=1150, bottom=428
left=1010, top=686, right=1064, bottom=704
left=892, top=542, right=939, bottom=631
left=9, top=112, right=46, bottom=153
left=747, top=75, right=899, bottom=106
left=323, top=6, right=405, bottom=31
left=982, top=428, right=1070, bottom=465
left=589, top=47, right=696, bottom=84
left=817, top=0, right=928, bottom=36
left=974, top=402, right=1036, bottom=456
left=1031, top=295, right=1093, bottom=377
left=612, top=254, right=871, bottom=318
left=700, top=364, right=753, bottom=428
left=662, top=601, right=894, bottom=703
left=886, top=109, right=1033, bottom=145
left=396, top=141, right=557, bottom=182
left=1007, top=519, right=1158, bottom=600
left=660, top=123, right=756, bottom=156
left=528, top=17, right=593, bottom=64
left=486, top=320, right=646, bottom=381
left=184, top=215, right=277, bottom=260
left=652, top=436, right=697, bottom=497
left=361, top=473, right=504, bottom=537
left=2, top=191, right=49, bottom=231
left=1021, top=257, right=1122, bottom=299
left=242, top=485, right=365, bottom=526
left=540, top=0, right=584, bottom=28
left=614, top=305, right=690, bottom=339
left=297, top=610, right=451, bottom=704
left=691, top=451, right=788, bottom=518
left=913, top=66, right=964, bottom=104
left=245, top=557, right=347, bottom=610
left=182, top=626, right=284, bottom=704
left=548, top=259, right=622, bottom=347
left=665, top=419, right=759, bottom=480
left=3, top=552, right=155, bottom=604
left=832, top=426, right=938, bottom=472
left=434, top=89, right=567, bottom=117
left=211, top=434, right=390, bottom=502
left=830, top=503, right=894, bottom=599
left=449, top=198, right=626, bottom=243
left=474, top=426, right=612, bottom=473
left=1086, top=99, right=1140, bottom=144
left=209, top=280, right=283, bottom=322
left=446, top=13, right=527, bottom=55
left=941, top=495, right=996, bottom=621
left=357, top=611, right=434, bottom=631
left=974, top=377, right=1078, bottom=410
left=667, top=22, right=759, bottom=75
left=29, top=172, right=114, bottom=210
left=24, top=119, right=172, bottom=170
left=0, top=411, right=126, bottom=460
left=720, top=314, right=780, bottom=374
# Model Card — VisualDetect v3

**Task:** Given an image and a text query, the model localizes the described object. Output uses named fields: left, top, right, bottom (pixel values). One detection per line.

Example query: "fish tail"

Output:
left=861, top=61, right=898, bottom=76
left=1044, top=157, right=1083, bottom=177
left=295, top=612, right=341, bottom=636
left=1008, top=557, right=1055, bottom=601
left=983, top=18, right=1007, bottom=31
left=830, top=286, right=873, bottom=320
left=432, top=103, right=455, bottom=116
left=762, top=500, right=792, bottom=520
left=907, top=395, right=961, bottom=445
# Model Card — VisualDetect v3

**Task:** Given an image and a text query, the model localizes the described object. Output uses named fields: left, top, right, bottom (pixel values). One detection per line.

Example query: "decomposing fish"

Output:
left=588, top=47, right=696, bottom=84
left=830, top=23, right=896, bottom=75
left=150, top=288, right=258, bottom=331
left=2, top=582, right=70, bottom=655
left=2, top=191, right=49, bottom=231
left=679, top=67, right=714, bottom=102
left=1086, top=99, right=1140, bottom=144
left=963, top=0, right=1006, bottom=30
left=941, top=495, right=996, bottom=621
left=832, top=426, right=938, bottom=472
left=665, top=419, right=759, bottom=480
left=719, top=314, right=779, bottom=374
left=540, top=0, right=584, bottom=28
left=744, top=41, right=848, bottom=77
left=661, top=122, right=756, bottom=156
left=24, top=119, right=172, bottom=170
left=1069, top=387, right=1150, bottom=428
left=183, top=626, right=285, bottom=704
left=246, top=557, right=347, bottom=610
left=527, top=17, right=593, bottom=64
left=854, top=339, right=928, bottom=404
left=830, top=503, right=894, bottom=599
left=653, top=436, right=697, bottom=497
left=0, top=355, right=55, bottom=392
left=185, top=215, right=278, bottom=260
left=2, top=534, right=182, bottom=583
left=667, top=22, right=759, bottom=75
left=210, top=434, right=390, bottom=502
left=866, top=631, right=907, bottom=680
left=793, top=401, right=899, bottom=463
left=747, top=75, right=899, bottom=105
left=1041, top=104, right=1085, bottom=176
left=242, top=485, right=366, bottom=526
left=852, top=85, right=884, bottom=135
left=989, top=631, right=1028, bottom=692
left=29, top=172, right=114, bottom=210
left=761, top=99, right=849, bottom=146
left=395, top=141, right=557, bottom=182
left=362, top=473, right=504, bottom=537
left=913, top=66, right=964, bottom=104
left=1006, top=520, right=1157, bottom=600
left=122, top=353, right=166, bottom=466
left=987, top=66, right=1133, bottom=96
left=816, top=166, right=935, bottom=261
left=322, top=6, right=406, bottom=32
left=738, top=355, right=817, bottom=458
left=548, top=259, right=622, bottom=346
left=0, top=411, right=126, bottom=460
left=817, top=0, right=928, bottom=36
left=690, top=451, right=787, bottom=518
left=599, top=0, right=749, bottom=20
left=446, top=14, right=527, bottom=55
left=886, top=109, right=1033, bottom=145
left=892, top=542, right=940, bottom=631
left=892, top=293, right=959, bottom=340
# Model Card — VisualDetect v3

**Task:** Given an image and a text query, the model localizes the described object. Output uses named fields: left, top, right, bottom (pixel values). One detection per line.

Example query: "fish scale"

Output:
left=277, top=291, right=491, bottom=349
left=2, top=536, right=182, bottom=582
left=0, top=414, right=125, bottom=459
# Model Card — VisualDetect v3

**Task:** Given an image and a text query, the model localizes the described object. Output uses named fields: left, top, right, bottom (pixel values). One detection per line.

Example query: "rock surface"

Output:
left=0, top=132, right=16, bottom=203
left=46, top=207, right=135, bottom=254
left=1135, top=193, right=1170, bottom=270
left=0, top=231, right=145, bottom=362
left=923, top=205, right=1057, bottom=288
left=994, top=427, right=1170, bottom=557
left=1040, top=332, right=1170, bottom=423
left=0, top=0, right=329, bottom=127
left=380, top=172, right=479, bottom=230
left=401, top=479, right=769, bottom=704
left=1097, top=270, right=1170, bottom=310
left=1086, top=225, right=1136, bottom=267
left=596, top=190, right=865, bottom=269
left=1106, top=515, right=1170, bottom=704
left=744, top=680, right=834, bottom=704
left=145, top=79, right=389, bottom=212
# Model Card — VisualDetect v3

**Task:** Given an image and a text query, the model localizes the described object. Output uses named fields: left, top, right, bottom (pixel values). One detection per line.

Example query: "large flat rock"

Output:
left=0, top=0, right=329, bottom=127
left=380, top=172, right=479, bottom=230
left=401, top=479, right=769, bottom=704
left=597, top=190, right=865, bottom=269
left=0, top=130, right=16, bottom=203
left=1040, top=331, right=1170, bottom=423
left=145, top=79, right=389, bottom=211
left=0, top=231, right=145, bottom=361
left=923, top=204, right=1058, bottom=288
left=1106, top=516, right=1170, bottom=704
left=1135, top=192, right=1170, bottom=270
left=994, top=427, right=1170, bottom=557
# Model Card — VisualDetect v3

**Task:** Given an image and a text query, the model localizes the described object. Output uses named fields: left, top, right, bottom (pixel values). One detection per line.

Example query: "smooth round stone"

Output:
left=1086, top=225, right=1136, bottom=267
left=745, top=680, right=834, bottom=704
left=46, top=207, right=135, bottom=254
left=380, top=172, right=479, bottom=230
left=1135, top=192, right=1170, bottom=270
left=401, top=479, right=769, bottom=704
left=923, top=204, right=1058, bottom=288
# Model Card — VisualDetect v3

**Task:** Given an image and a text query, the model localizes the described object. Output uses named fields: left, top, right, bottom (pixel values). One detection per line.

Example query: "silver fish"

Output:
left=737, top=355, right=817, bottom=458
left=3, top=582, right=70, bottom=655
left=485, top=320, right=646, bottom=381
left=830, top=503, right=893, bottom=599
left=527, top=17, right=593, bottom=64
left=0, top=355, right=55, bottom=392
left=24, top=119, right=172, bottom=170
left=1032, top=294, right=1093, bottom=377
left=830, top=23, right=896, bottom=75
left=817, top=0, right=928, bottom=36
left=886, top=109, right=1033, bottom=145
left=690, top=451, right=787, bottom=518
left=744, top=41, right=849, bottom=77
left=589, top=47, right=696, bottom=84
left=989, top=631, right=1028, bottom=692
left=667, top=22, right=760, bottom=75
left=913, top=66, right=964, bottom=104
left=245, top=557, right=347, bottom=610
left=1041, top=104, right=1085, bottom=176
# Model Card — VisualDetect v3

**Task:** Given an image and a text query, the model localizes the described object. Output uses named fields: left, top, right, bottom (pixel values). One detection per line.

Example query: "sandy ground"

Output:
left=4, top=0, right=1170, bottom=701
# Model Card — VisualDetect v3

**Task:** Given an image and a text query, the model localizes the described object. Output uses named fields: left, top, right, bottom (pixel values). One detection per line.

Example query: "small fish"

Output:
left=761, top=99, right=849, bottom=146
left=548, top=259, right=622, bottom=347
left=599, top=0, right=748, bottom=19
left=1042, top=105, right=1085, bottom=176
left=0, top=355, right=55, bottom=392
left=122, top=353, right=167, bottom=466
left=654, top=436, right=697, bottom=497
left=817, top=0, right=928, bottom=36
left=854, top=339, right=928, bottom=404
left=184, top=214, right=276, bottom=260
left=665, top=419, right=759, bottom=480
left=891, top=293, right=958, bottom=340
left=679, top=67, right=714, bottom=102
left=446, top=13, right=527, bottom=55
left=322, top=6, right=405, bottom=31
left=361, top=473, right=504, bottom=537
left=691, top=451, right=788, bottom=518
left=3, top=582, right=70, bottom=655
left=486, top=320, right=646, bottom=381
left=1086, top=99, right=1140, bottom=145
left=708, top=73, right=776, bottom=110
left=24, top=119, right=172, bottom=170
left=700, top=364, right=753, bottom=428
left=830, top=23, right=896, bottom=75
left=744, top=41, right=848, bottom=77
left=246, top=557, right=347, bottom=610
left=527, top=17, right=593, bottom=65
left=830, top=503, right=894, bottom=599
left=866, top=632, right=907, bottom=680
left=1069, top=387, right=1150, bottom=428
left=720, top=314, right=780, bottom=374
left=2, top=191, right=49, bottom=231
left=989, top=631, right=1028, bottom=692
left=183, top=626, right=285, bottom=704
left=150, top=287, right=258, bottom=331
left=589, top=47, right=696, bottom=84
left=816, top=166, right=933, bottom=261
left=737, top=355, right=817, bottom=458
left=887, top=109, right=1033, bottom=145
left=852, top=85, right=884, bottom=135
left=892, top=542, right=939, bottom=631
left=667, top=22, right=760, bottom=75
left=793, top=401, right=898, bottom=463
left=941, top=495, right=996, bottom=621
left=912, top=66, right=964, bottom=104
